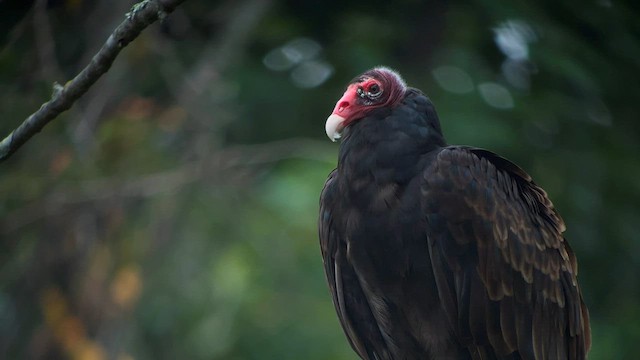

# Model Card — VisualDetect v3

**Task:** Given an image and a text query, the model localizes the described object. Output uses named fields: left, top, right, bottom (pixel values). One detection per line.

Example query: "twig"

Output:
left=0, top=0, right=188, bottom=163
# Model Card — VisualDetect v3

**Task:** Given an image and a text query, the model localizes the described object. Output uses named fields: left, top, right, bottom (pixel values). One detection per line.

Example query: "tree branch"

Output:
left=0, top=0, right=188, bottom=163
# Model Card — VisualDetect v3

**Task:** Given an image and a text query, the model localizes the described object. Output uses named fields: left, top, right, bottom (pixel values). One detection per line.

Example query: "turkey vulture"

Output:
left=318, top=67, right=590, bottom=360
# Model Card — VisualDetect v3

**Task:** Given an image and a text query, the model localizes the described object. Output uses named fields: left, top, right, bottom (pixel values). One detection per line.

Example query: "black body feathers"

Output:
left=319, top=89, right=590, bottom=360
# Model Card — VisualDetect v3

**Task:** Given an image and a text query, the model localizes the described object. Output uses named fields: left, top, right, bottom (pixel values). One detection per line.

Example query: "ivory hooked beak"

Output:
left=325, top=114, right=346, bottom=142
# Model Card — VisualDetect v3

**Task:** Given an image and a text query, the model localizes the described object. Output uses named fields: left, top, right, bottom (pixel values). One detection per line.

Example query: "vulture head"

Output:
left=325, top=67, right=408, bottom=141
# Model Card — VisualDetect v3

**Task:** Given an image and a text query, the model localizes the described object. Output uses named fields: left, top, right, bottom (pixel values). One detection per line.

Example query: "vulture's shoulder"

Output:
left=424, top=145, right=566, bottom=251
left=421, top=145, right=590, bottom=359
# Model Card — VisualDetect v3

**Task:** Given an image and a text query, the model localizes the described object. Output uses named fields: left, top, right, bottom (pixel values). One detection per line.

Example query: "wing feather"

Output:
left=319, top=170, right=391, bottom=360
left=422, top=146, right=590, bottom=359
left=319, top=170, right=365, bottom=357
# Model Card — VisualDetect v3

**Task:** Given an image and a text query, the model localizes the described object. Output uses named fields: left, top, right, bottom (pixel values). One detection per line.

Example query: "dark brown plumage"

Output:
left=319, top=67, right=590, bottom=360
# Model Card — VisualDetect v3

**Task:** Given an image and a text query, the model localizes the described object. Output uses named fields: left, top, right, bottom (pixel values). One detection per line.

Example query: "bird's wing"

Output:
left=422, top=146, right=590, bottom=360
left=319, top=169, right=391, bottom=360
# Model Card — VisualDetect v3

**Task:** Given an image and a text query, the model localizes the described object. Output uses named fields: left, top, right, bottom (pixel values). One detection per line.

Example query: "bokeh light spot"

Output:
left=478, top=82, right=514, bottom=109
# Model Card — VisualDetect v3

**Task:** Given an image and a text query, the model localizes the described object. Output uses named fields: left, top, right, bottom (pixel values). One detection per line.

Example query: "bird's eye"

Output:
left=368, top=84, right=381, bottom=95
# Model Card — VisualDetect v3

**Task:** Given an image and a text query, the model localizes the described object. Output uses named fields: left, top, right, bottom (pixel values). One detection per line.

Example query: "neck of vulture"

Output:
left=338, top=90, right=446, bottom=185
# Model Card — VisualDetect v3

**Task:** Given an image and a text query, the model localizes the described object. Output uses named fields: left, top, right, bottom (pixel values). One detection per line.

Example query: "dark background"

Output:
left=1, top=0, right=639, bottom=358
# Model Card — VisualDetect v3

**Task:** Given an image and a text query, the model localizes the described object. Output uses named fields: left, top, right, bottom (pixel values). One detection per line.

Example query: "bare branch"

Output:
left=0, top=0, right=188, bottom=163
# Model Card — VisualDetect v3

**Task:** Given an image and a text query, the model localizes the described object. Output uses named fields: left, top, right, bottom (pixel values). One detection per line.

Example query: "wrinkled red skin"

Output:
left=330, top=69, right=407, bottom=128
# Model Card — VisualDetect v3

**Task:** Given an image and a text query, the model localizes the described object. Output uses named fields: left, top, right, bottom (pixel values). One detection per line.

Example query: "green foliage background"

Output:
left=1, top=0, right=639, bottom=359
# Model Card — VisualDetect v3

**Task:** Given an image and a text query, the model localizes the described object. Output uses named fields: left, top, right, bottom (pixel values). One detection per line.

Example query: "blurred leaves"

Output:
left=1, top=0, right=639, bottom=359
left=41, top=287, right=107, bottom=360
